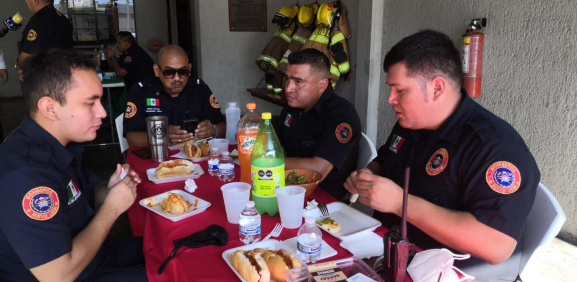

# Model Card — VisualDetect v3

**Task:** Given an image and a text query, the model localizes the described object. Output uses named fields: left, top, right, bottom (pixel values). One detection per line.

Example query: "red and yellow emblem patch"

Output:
left=22, top=187, right=59, bottom=221
left=125, top=102, right=137, bottom=118
left=426, top=148, right=449, bottom=176
left=486, top=161, right=521, bottom=194
left=335, top=123, right=352, bottom=143
left=124, top=56, right=132, bottom=63
left=27, top=29, right=37, bottom=41
left=210, top=94, right=220, bottom=109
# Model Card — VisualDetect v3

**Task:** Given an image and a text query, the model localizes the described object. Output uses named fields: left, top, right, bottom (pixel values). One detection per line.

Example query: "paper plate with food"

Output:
left=173, top=141, right=210, bottom=161
left=139, top=190, right=211, bottom=222
left=302, top=202, right=381, bottom=240
left=146, top=159, right=204, bottom=184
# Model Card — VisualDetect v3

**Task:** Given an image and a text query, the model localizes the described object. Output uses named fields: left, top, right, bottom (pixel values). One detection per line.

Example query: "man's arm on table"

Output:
left=108, top=58, right=128, bottom=77
left=353, top=171, right=516, bottom=265
left=285, top=157, right=334, bottom=182
left=126, top=131, right=149, bottom=148
left=30, top=176, right=138, bottom=282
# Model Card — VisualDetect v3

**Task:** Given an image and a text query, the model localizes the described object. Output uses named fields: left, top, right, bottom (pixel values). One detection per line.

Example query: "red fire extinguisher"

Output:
left=462, top=18, right=487, bottom=98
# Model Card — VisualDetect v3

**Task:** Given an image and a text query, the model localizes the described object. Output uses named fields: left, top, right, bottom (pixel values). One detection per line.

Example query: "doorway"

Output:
left=174, top=0, right=198, bottom=78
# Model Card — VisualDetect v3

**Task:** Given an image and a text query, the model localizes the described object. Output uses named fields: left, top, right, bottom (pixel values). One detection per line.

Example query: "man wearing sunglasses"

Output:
left=123, top=45, right=225, bottom=148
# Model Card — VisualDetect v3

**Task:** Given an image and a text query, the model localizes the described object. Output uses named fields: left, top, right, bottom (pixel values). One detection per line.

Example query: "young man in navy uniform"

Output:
left=0, top=49, right=147, bottom=281
left=275, top=49, right=361, bottom=201
left=344, top=30, right=540, bottom=281
left=105, top=31, right=155, bottom=91
left=17, top=0, right=73, bottom=75
left=123, top=45, right=225, bottom=148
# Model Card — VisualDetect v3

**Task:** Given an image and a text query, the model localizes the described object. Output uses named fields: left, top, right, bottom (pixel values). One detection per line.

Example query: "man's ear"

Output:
left=153, top=64, right=161, bottom=77
left=318, top=77, right=329, bottom=94
left=431, top=76, right=447, bottom=102
left=37, top=97, right=59, bottom=121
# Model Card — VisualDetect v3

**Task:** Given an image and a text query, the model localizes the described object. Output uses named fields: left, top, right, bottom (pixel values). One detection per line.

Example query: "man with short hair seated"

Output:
left=105, top=31, right=155, bottom=91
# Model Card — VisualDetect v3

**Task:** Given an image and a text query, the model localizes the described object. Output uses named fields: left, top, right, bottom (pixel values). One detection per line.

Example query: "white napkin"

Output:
left=120, top=167, right=127, bottom=179
left=184, top=179, right=197, bottom=193
left=339, top=232, right=384, bottom=259
left=305, top=199, right=319, bottom=210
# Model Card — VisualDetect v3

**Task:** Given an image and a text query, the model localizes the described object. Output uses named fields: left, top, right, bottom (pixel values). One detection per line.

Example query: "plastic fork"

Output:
left=261, top=223, right=284, bottom=241
left=318, top=204, right=330, bottom=217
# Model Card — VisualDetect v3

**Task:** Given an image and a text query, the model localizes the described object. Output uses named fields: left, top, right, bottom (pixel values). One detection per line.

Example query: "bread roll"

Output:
left=231, top=250, right=270, bottom=282
left=183, top=144, right=201, bottom=158
left=253, top=249, right=301, bottom=281
left=198, top=141, right=210, bottom=157
left=154, top=159, right=194, bottom=179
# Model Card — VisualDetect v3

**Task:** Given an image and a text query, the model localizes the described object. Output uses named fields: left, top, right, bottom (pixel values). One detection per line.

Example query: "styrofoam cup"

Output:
left=221, top=182, right=251, bottom=224
left=276, top=186, right=306, bottom=229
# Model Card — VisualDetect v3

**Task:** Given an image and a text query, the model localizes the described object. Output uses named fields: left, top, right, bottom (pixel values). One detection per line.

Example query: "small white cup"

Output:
left=209, top=138, right=230, bottom=154
left=276, top=186, right=306, bottom=229
left=221, top=182, right=251, bottom=224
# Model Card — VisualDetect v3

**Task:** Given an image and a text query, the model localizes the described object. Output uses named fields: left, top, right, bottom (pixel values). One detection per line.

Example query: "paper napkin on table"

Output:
left=340, top=232, right=384, bottom=259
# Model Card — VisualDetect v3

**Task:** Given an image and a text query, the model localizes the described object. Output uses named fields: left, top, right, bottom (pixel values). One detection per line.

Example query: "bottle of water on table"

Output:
left=218, top=151, right=234, bottom=182
left=208, top=147, right=220, bottom=176
left=239, top=201, right=261, bottom=244
left=297, top=216, right=322, bottom=263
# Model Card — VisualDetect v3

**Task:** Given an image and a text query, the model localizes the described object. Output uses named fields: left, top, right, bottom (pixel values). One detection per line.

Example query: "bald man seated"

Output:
left=123, top=45, right=225, bottom=148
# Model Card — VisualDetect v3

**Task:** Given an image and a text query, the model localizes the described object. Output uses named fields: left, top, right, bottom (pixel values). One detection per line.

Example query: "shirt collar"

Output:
left=425, top=88, right=474, bottom=145
left=123, top=43, right=136, bottom=55
left=20, top=115, right=83, bottom=172
left=36, top=5, right=56, bottom=17
left=310, top=85, right=335, bottom=116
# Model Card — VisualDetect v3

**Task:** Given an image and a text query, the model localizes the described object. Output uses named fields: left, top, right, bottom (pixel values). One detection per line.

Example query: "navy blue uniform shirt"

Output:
left=21, top=5, right=73, bottom=54
left=275, top=86, right=361, bottom=200
left=123, top=77, right=224, bottom=136
left=373, top=90, right=540, bottom=280
left=0, top=116, right=106, bottom=282
left=117, top=43, right=155, bottom=90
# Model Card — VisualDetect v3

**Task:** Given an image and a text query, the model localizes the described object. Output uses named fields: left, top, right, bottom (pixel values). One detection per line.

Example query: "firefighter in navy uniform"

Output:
left=275, top=49, right=360, bottom=201
left=344, top=30, right=540, bottom=282
left=0, top=50, right=146, bottom=282
left=105, top=31, right=155, bottom=90
left=17, top=0, right=73, bottom=74
left=123, top=45, right=225, bottom=148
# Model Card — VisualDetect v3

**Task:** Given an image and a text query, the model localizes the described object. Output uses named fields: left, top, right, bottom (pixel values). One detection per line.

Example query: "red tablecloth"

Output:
left=125, top=147, right=472, bottom=282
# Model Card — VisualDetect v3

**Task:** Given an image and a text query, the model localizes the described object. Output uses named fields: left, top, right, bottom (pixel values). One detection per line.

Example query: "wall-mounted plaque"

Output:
left=229, top=0, right=267, bottom=32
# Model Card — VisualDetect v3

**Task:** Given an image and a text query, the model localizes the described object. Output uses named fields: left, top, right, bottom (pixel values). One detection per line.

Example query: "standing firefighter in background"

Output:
left=278, top=3, right=319, bottom=74
left=302, top=1, right=351, bottom=88
left=255, top=6, right=298, bottom=98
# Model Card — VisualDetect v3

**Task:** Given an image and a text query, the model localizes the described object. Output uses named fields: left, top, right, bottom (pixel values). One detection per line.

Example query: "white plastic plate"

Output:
left=139, top=189, right=211, bottom=222
left=222, top=238, right=336, bottom=282
left=146, top=164, right=204, bottom=184
left=302, top=202, right=382, bottom=241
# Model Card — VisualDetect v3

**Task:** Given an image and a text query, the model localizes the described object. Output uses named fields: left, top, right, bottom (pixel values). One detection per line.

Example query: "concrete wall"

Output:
left=0, top=1, right=31, bottom=98
left=133, top=0, right=169, bottom=61
left=379, top=0, right=577, bottom=240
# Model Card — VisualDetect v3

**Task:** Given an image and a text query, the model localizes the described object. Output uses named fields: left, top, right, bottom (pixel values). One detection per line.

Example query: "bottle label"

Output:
left=219, top=164, right=234, bottom=175
left=297, top=241, right=322, bottom=255
left=238, top=135, right=257, bottom=154
left=208, top=160, right=219, bottom=170
left=240, top=225, right=261, bottom=236
left=251, top=164, right=285, bottom=197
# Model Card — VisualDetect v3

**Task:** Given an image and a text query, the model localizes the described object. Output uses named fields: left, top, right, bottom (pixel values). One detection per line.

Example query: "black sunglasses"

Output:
left=161, top=67, right=191, bottom=79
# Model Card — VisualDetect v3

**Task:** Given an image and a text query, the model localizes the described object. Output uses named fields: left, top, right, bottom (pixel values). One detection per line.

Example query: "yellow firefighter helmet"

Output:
left=317, top=3, right=336, bottom=28
left=298, top=3, right=319, bottom=28
left=272, top=5, right=299, bottom=28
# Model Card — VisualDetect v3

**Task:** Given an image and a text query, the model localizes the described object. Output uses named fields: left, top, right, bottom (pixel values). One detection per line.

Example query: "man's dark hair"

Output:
left=288, top=48, right=330, bottom=79
left=117, top=31, right=135, bottom=44
left=23, top=49, right=95, bottom=115
left=383, top=30, right=462, bottom=88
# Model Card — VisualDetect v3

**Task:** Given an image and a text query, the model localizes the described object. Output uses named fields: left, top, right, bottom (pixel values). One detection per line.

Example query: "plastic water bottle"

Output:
left=225, top=102, right=241, bottom=144
left=218, top=151, right=234, bottom=182
left=297, top=216, right=322, bottom=263
left=208, top=147, right=220, bottom=176
left=239, top=201, right=261, bottom=244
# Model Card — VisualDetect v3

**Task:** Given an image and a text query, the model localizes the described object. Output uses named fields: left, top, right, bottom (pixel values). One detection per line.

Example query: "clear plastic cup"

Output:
left=276, top=186, right=306, bottom=229
left=209, top=138, right=230, bottom=154
left=221, top=182, right=251, bottom=224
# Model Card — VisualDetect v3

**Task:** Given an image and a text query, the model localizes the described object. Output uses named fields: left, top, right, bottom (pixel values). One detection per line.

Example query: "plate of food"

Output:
left=168, top=139, right=195, bottom=150
left=146, top=159, right=204, bottom=184
left=139, top=190, right=211, bottom=222
left=302, top=202, right=381, bottom=241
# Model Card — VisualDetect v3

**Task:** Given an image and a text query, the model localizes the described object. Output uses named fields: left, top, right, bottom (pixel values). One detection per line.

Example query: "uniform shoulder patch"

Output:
left=22, top=187, right=60, bottom=221
left=209, top=94, right=220, bottom=109
left=335, top=123, right=352, bottom=143
left=27, top=29, right=37, bottom=41
left=124, top=56, right=132, bottom=63
left=125, top=102, right=137, bottom=118
left=426, top=148, right=449, bottom=176
left=486, top=161, right=521, bottom=194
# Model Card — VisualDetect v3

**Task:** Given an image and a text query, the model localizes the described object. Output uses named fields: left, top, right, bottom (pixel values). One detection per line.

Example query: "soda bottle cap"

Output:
left=246, top=103, right=256, bottom=110
left=245, top=201, right=255, bottom=208
left=305, top=216, right=315, bottom=224
left=262, top=112, right=272, bottom=119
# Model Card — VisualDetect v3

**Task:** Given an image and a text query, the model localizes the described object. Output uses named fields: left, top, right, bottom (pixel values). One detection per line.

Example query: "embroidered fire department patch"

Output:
left=27, top=30, right=37, bottom=41
left=284, top=114, right=292, bottom=127
left=210, top=94, right=220, bottom=108
left=56, top=10, right=62, bottom=16
left=486, top=161, right=521, bottom=194
left=335, top=123, right=352, bottom=143
left=426, top=148, right=449, bottom=176
left=124, top=56, right=132, bottom=63
left=125, top=102, right=137, bottom=118
left=22, top=187, right=60, bottom=221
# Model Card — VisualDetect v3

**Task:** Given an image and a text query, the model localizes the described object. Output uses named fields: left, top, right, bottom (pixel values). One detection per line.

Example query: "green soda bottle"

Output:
left=251, top=112, right=285, bottom=216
